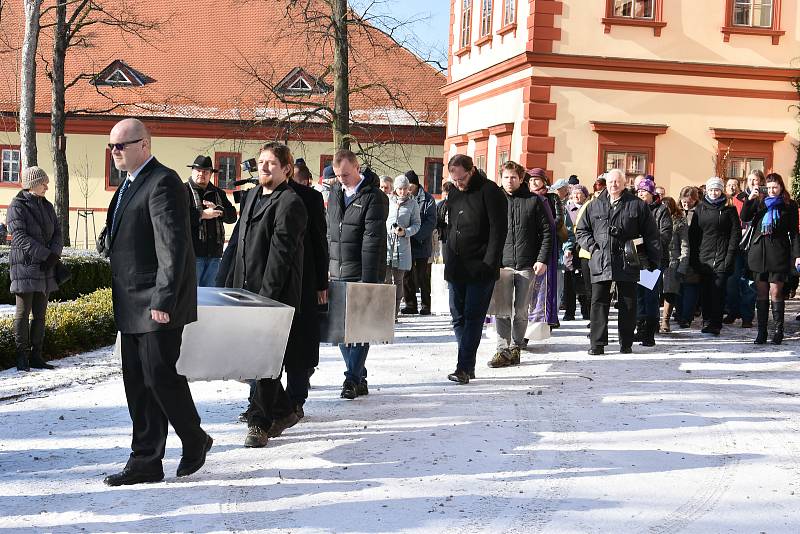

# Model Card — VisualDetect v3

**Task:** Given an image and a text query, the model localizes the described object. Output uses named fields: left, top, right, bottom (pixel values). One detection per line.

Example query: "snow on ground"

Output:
left=1, top=310, right=800, bottom=533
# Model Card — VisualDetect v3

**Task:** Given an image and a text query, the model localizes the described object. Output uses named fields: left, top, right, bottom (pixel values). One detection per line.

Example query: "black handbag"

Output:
left=55, top=260, right=71, bottom=285
left=96, top=225, right=111, bottom=258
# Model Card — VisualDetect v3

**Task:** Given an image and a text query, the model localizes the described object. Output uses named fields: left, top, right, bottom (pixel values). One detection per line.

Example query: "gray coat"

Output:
left=386, top=194, right=421, bottom=271
left=576, top=189, right=661, bottom=283
left=7, top=190, right=63, bottom=294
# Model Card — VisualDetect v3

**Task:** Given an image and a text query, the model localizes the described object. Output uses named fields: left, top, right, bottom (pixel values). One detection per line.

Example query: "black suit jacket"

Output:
left=106, top=157, right=198, bottom=334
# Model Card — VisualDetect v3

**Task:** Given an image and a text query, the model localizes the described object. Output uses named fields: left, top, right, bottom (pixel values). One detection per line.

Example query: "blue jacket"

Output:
left=410, top=187, right=437, bottom=259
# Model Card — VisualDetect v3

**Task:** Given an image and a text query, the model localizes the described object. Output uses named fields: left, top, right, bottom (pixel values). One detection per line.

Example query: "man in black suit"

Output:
left=103, top=118, right=211, bottom=486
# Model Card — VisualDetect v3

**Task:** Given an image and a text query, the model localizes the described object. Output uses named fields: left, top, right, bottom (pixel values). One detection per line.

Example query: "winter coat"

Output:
left=576, top=188, right=661, bottom=283
left=688, top=197, right=740, bottom=275
left=7, top=190, right=63, bottom=294
left=386, top=194, right=421, bottom=271
left=650, top=201, right=673, bottom=268
left=285, top=179, right=328, bottom=371
left=501, top=183, right=552, bottom=270
left=228, top=181, right=307, bottom=308
left=443, top=170, right=508, bottom=283
left=327, top=169, right=389, bottom=282
left=741, top=196, right=800, bottom=275
left=410, top=186, right=437, bottom=259
left=436, top=199, right=448, bottom=242
left=663, top=216, right=689, bottom=295
left=186, top=180, right=237, bottom=258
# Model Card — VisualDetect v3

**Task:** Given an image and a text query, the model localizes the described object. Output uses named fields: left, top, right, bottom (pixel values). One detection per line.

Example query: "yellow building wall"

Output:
left=0, top=131, right=443, bottom=247
left=449, top=1, right=531, bottom=82
left=546, top=84, right=798, bottom=196
left=556, top=1, right=798, bottom=68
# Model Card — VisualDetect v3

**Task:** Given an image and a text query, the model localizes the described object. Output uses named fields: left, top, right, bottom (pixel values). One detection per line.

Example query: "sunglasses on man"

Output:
left=107, top=138, right=143, bottom=151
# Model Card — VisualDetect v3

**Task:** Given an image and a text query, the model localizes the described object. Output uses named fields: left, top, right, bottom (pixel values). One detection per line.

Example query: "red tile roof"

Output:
left=0, top=0, right=446, bottom=127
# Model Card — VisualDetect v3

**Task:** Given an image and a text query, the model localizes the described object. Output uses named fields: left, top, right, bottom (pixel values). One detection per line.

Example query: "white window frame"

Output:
left=1, top=148, right=21, bottom=183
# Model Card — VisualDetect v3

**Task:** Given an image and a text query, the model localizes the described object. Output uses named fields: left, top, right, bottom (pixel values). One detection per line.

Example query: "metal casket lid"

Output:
left=197, top=287, right=289, bottom=308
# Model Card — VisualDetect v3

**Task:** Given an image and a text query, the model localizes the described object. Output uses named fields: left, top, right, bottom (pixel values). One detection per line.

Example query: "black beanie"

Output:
left=404, top=170, right=420, bottom=186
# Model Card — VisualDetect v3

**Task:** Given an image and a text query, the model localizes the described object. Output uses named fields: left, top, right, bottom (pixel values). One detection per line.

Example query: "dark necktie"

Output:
left=111, top=178, right=131, bottom=233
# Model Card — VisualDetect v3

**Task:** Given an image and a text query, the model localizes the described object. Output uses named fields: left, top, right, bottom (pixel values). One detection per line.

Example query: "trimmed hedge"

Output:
left=0, top=288, right=116, bottom=370
left=0, top=246, right=111, bottom=304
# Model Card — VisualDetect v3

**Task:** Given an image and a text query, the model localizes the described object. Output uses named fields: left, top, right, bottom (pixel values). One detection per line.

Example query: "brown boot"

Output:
left=660, top=303, right=672, bottom=333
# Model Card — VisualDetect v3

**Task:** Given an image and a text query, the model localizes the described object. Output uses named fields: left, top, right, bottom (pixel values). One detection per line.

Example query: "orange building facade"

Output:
left=443, top=0, right=800, bottom=193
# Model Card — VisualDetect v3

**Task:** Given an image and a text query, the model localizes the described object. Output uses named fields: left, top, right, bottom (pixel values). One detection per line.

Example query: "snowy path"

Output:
left=1, top=312, right=800, bottom=533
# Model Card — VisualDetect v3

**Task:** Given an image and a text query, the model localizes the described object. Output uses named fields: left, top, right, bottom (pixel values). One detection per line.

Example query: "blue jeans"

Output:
left=724, top=253, right=755, bottom=321
left=196, top=257, right=221, bottom=287
left=448, top=279, right=496, bottom=374
left=637, top=276, right=663, bottom=320
left=340, top=344, right=369, bottom=385
left=679, top=283, right=700, bottom=324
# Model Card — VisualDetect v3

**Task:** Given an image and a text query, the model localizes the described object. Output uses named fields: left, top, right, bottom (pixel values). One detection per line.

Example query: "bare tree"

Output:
left=235, top=0, right=446, bottom=166
left=39, top=0, right=163, bottom=245
left=19, top=0, right=42, bottom=168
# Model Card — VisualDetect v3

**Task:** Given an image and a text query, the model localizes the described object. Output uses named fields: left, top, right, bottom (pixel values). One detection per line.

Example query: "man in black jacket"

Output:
left=229, top=142, right=307, bottom=448
left=443, top=154, right=508, bottom=384
left=489, top=161, right=551, bottom=368
left=401, top=170, right=437, bottom=315
left=327, top=149, right=389, bottom=399
left=103, top=118, right=211, bottom=486
left=185, top=155, right=237, bottom=286
left=576, top=169, right=661, bottom=355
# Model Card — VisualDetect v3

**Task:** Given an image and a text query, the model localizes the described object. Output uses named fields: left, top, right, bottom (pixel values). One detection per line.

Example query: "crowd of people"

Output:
left=7, top=118, right=799, bottom=485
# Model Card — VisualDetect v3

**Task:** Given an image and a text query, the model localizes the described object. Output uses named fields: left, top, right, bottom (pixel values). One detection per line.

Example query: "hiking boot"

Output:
left=447, top=369, right=470, bottom=384
left=488, top=349, right=513, bottom=368
left=340, top=380, right=357, bottom=400
left=244, top=426, right=269, bottom=448
left=267, top=411, right=300, bottom=438
left=507, top=346, right=521, bottom=365
left=356, top=380, right=369, bottom=396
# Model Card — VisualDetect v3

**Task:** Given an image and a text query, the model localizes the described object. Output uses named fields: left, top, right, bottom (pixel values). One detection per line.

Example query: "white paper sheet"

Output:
left=638, top=268, right=662, bottom=290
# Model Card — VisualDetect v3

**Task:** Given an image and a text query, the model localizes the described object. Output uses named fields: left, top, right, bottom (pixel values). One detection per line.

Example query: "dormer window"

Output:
left=275, top=68, right=331, bottom=96
left=92, top=60, right=155, bottom=87
left=105, top=69, right=133, bottom=85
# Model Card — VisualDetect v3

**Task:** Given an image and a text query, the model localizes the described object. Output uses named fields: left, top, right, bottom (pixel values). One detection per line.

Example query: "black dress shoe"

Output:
left=340, top=380, right=357, bottom=400
left=620, top=346, right=633, bottom=354
left=419, top=308, right=431, bottom=316
left=104, top=467, right=164, bottom=486
left=176, top=435, right=213, bottom=478
left=588, top=346, right=604, bottom=355
left=400, top=307, right=418, bottom=315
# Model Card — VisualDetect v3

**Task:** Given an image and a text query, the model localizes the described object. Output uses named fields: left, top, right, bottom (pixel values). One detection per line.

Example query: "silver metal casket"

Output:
left=319, top=281, right=395, bottom=345
left=175, top=287, right=295, bottom=381
left=486, top=267, right=515, bottom=317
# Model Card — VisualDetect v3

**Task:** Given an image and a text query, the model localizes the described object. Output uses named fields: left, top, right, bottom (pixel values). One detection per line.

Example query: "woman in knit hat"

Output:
left=6, top=166, right=63, bottom=371
left=385, top=174, right=421, bottom=318
left=740, top=172, right=800, bottom=344
left=687, top=177, right=740, bottom=336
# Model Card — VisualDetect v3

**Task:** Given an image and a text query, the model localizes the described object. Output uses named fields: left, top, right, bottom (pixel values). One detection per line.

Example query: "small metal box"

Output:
left=319, top=281, right=395, bottom=345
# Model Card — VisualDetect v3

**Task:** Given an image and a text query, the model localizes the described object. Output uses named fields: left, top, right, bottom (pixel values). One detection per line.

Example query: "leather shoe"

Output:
left=176, top=435, right=213, bottom=478
left=588, top=346, right=604, bottom=355
left=104, top=467, right=164, bottom=486
left=620, top=346, right=633, bottom=354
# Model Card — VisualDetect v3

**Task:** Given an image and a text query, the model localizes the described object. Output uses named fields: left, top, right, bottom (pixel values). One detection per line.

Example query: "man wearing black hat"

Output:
left=402, top=169, right=437, bottom=315
left=186, top=155, right=237, bottom=286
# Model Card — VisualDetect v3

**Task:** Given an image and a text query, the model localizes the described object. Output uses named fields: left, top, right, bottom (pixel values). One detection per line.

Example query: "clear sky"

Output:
left=352, top=0, right=450, bottom=71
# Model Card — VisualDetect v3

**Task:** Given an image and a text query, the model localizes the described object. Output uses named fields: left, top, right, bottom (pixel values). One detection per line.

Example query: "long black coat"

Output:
left=105, top=158, right=197, bottom=334
left=576, top=188, right=661, bottom=283
left=443, top=170, right=508, bottom=283
left=7, top=190, right=63, bottom=294
left=285, top=179, right=328, bottom=370
left=650, top=201, right=673, bottom=268
left=501, top=183, right=552, bottom=270
left=688, top=197, right=740, bottom=275
left=741, top=196, right=800, bottom=274
left=229, top=181, right=307, bottom=308
left=327, top=169, right=389, bottom=283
